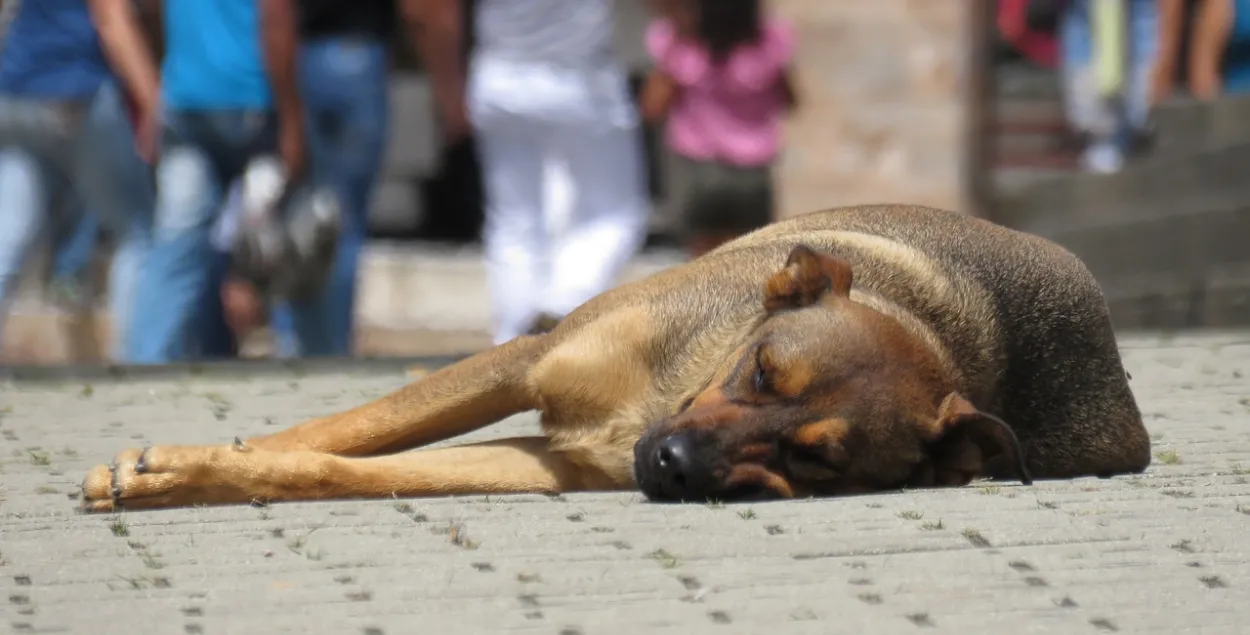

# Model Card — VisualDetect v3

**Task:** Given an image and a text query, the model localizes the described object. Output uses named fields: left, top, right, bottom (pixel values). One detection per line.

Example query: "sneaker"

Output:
left=1081, top=143, right=1124, bottom=175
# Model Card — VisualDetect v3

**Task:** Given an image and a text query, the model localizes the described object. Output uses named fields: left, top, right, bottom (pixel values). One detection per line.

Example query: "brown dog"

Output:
left=80, top=204, right=1151, bottom=511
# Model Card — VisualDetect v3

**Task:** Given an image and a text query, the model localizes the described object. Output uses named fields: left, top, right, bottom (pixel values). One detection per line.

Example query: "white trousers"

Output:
left=468, top=54, right=650, bottom=344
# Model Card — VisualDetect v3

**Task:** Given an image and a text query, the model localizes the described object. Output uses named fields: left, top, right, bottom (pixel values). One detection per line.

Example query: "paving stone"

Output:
left=1, top=332, right=1247, bottom=634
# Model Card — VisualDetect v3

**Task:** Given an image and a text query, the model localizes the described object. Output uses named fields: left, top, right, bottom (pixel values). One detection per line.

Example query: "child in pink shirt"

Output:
left=642, top=0, right=798, bottom=257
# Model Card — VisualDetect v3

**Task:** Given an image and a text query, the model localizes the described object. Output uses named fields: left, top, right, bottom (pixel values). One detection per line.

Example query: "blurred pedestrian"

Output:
left=1057, top=0, right=1158, bottom=173
left=1151, top=0, right=1188, bottom=103
left=997, top=0, right=1061, bottom=70
left=468, top=0, right=651, bottom=344
left=99, top=0, right=309, bottom=364
left=267, top=0, right=470, bottom=358
left=0, top=0, right=154, bottom=358
left=1187, top=0, right=1250, bottom=98
left=641, top=0, right=798, bottom=258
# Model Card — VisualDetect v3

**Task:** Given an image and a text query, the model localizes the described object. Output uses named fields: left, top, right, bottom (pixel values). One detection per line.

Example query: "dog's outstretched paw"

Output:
left=79, top=445, right=236, bottom=513
left=81, top=448, right=143, bottom=513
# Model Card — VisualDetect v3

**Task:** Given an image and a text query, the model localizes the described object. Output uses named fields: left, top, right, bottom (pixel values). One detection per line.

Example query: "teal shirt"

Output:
left=161, top=0, right=273, bottom=109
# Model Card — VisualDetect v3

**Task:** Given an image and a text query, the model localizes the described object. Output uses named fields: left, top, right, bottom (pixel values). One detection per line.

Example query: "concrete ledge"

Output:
left=0, top=244, right=689, bottom=365
left=994, top=97, right=1250, bottom=330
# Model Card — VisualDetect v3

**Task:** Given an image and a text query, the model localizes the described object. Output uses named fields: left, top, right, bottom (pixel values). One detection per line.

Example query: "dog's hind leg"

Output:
left=81, top=436, right=620, bottom=512
left=245, top=335, right=550, bottom=456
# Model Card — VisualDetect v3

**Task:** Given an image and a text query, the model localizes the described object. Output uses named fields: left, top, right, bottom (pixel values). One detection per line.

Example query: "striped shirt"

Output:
left=474, top=0, right=616, bottom=68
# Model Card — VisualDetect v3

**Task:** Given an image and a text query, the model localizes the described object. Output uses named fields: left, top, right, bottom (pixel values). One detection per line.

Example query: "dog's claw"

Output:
left=233, top=436, right=250, bottom=452
left=135, top=447, right=151, bottom=473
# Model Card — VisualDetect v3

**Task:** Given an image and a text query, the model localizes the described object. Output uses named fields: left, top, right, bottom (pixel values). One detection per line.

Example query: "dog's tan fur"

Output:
left=81, top=205, right=1151, bottom=511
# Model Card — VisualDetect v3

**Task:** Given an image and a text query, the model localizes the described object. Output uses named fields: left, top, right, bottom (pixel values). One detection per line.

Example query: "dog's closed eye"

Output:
left=753, top=346, right=774, bottom=394
left=753, top=365, right=770, bottom=393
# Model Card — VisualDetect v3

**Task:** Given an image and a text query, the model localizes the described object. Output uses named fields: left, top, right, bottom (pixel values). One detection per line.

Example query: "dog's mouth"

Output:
left=634, top=424, right=803, bottom=503
left=635, top=457, right=795, bottom=503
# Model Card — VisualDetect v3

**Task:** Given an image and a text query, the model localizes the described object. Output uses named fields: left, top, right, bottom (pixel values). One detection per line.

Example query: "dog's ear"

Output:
left=924, top=393, right=1032, bottom=487
left=763, top=244, right=854, bottom=313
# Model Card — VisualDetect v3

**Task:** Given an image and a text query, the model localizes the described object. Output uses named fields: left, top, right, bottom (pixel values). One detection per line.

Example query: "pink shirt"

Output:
left=646, top=17, right=796, bottom=167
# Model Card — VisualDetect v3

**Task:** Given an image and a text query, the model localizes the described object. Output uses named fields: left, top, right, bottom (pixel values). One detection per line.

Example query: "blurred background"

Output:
left=1, top=0, right=1247, bottom=367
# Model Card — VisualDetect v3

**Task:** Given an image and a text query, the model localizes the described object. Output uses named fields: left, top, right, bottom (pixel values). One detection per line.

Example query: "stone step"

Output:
left=0, top=243, right=690, bottom=365
left=994, top=64, right=1064, bottom=101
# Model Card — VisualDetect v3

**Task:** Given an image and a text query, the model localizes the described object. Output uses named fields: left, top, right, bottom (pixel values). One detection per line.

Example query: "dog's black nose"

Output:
left=651, top=433, right=697, bottom=499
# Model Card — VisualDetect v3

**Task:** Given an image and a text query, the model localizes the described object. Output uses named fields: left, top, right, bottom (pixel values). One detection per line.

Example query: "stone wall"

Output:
left=768, top=1, right=971, bottom=218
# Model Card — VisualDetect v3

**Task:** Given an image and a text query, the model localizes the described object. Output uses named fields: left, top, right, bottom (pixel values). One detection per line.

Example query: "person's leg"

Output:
left=540, top=116, right=649, bottom=320
left=1060, top=0, right=1094, bottom=127
left=123, top=113, right=226, bottom=364
left=279, top=38, right=390, bottom=357
left=0, top=92, right=87, bottom=345
left=1061, top=0, right=1123, bottom=173
left=0, top=148, right=49, bottom=341
left=74, top=81, right=156, bottom=355
left=1120, top=0, right=1158, bottom=150
left=197, top=249, right=240, bottom=359
left=50, top=201, right=99, bottom=285
left=1190, top=0, right=1236, bottom=98
left=469, top=56, right=552, bottom=345
left=44, top=195, right=96, bottom=311
left=477, top=123, right=550, bottom=344
left=200, top=178, right=248, bottom=358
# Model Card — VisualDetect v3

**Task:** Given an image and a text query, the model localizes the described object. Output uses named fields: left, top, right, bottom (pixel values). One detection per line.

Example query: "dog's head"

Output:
left=634, top=244, right=1031, bottom=502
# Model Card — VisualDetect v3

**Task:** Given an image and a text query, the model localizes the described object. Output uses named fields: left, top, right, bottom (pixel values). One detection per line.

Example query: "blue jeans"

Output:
left=1060, top=0, right=1157, bottom=156
left=0, top=81, right=153, bottom=352
left=192, top=249, right=240, bottom=360
left=270, top=37, right=389, bottom=358
left=125, top=109, right=278, bottom=364
left=52, top=202, right=101, bottom=282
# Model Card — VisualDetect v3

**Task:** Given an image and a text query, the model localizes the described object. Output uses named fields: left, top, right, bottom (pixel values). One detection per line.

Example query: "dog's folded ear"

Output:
left=925, top=393, right=1033, bottom=487
left=763, top=244, right=854, bottom=313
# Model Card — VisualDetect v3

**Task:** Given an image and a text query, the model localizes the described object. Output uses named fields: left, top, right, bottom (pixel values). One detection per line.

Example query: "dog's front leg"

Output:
left=246, top=335, right=549, bottom=456
left=81, top=437, right=621, bottom=512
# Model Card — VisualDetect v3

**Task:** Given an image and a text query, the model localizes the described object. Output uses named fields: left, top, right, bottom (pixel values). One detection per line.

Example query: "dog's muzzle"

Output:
left=634, top=431, right=722, bottom=502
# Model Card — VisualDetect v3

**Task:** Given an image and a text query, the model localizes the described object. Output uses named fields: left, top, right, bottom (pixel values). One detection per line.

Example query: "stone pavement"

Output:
left=1, top=332, right=1248, bottom=634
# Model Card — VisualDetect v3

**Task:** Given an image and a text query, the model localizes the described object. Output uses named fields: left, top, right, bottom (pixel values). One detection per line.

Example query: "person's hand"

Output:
left=123, top=89, right=160, bottom=164
left=277, top=113, right=307, bottom=177
left=134, top=102, right=160, bottom=164
left=221, top=276, right=265, bottom=338
left=437, top=91, right=471, bottom=146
